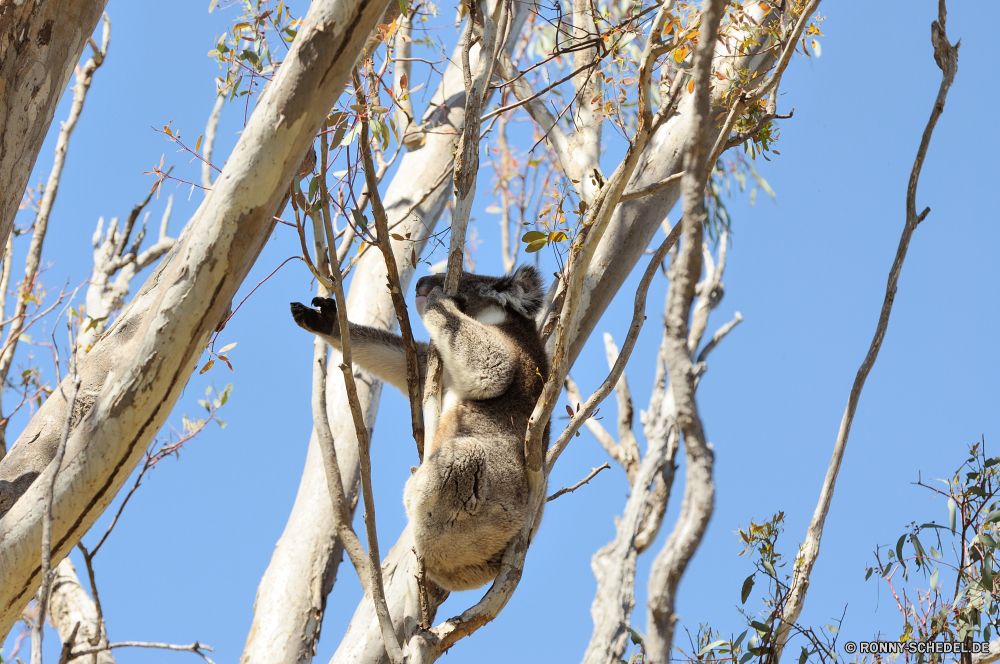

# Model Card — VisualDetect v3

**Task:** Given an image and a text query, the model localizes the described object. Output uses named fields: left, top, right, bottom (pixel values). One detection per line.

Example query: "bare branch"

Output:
left=326, top=253, right=403, bottom=664
left=32, top=334, right=82, bottom=664
left=564, top=376, right=628, bottom=471
left=603, top=334, right=641, bottom=479
left=66, top=641, right=216, bottom=664
left=645, top=1, right=728, bottom=660
left=312, top=343, right=372, bottom=595
left=353, top=68, right=425, bottom=460
left=547, top=223, right=681, bottom=471
left=773, top=7, right=959, bottom=660
left=547, top=463, right=611, bottom=502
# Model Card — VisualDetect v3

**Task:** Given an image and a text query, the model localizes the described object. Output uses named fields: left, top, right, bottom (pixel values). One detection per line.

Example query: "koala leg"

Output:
left=420, top=295, right=516, bottom=400
left=403, top=435, right=528, bottom=592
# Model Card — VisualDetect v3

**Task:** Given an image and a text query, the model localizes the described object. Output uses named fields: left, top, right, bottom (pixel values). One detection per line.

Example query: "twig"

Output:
left=32, top=327, right=82, bottom=664
left=312, top=346, right=372, bottom=595
left=547, top=463, right=611, bottom=501
left=773, top=5, right=959, bottom=660
left=66, top=641, right=216, bottom=664
left=325, top=241, right=403, bottom=664
left=619, top=172, right=684, bottom=202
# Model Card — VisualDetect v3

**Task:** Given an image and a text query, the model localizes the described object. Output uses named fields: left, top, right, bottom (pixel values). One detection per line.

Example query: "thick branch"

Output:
left=0, top=0, right=392, bottom=636
left=0, top=0, right=111, bottom=252
left=645, top=1, right=727, bottom=661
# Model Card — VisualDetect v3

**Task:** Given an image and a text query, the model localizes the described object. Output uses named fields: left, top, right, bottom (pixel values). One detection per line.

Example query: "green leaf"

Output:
left=750, top=620, right=770, bottom=633
left=896, top=534, right=907, bottom=570
left=762, top=560, right=776, bottom=577
left=740, top=654, right=753, bottom=664
left=930, top=567, right=939, bottom=590
left=699, top=640, right=727, bottom=656
left=525, top=239, right=548, bottom=253
left=985, top=510, right=1000, bottom=525
left=865, top=567, right=873, bottom=581
left=911, top=534, right=927, bottom=567
left=398, top=0, right=408, bottom=17
left=308, top=176, right=320, bottom=198
left=331, top=121, right=349, bottom=148
left=741, top=574, right=755, bottom=604
left=626, top=627, right=643, bottom=646
left=521, top=230, right=546, bottom=242
left=949, top=497, right=957, bottom=533
left=930, top=546, right=942, bottom=559
left=732, top=630, right=748, bottom=650
left=351, top=209, right=367, bottom=232
left=198, top=399, right=210, bottom=411
left=983, top=563, right=995, bottom=591
left=798, top=646, right=809, bottom=664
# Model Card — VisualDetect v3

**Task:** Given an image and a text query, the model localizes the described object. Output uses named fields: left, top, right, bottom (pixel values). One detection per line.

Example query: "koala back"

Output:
left=404, top=265, right=550, bottom=591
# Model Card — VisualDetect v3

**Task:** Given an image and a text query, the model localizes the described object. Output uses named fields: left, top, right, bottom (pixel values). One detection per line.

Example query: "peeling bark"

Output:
left=0, top=0, right=391, bottom=637
left=0, top=0, right=110, bottom=251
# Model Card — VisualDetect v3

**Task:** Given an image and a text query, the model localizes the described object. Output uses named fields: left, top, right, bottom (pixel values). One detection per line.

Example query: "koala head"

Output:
left=415, top=264, right=544, bottom=322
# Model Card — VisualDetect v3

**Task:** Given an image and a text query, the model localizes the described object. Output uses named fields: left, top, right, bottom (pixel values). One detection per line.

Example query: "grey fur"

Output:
left=290, top=265, right=549, bottom=591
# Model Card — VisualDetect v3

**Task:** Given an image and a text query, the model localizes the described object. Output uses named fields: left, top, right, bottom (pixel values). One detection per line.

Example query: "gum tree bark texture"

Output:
left=0, top=0, right=391, bottom=638
left=239, top=7, right=529, bottom=659
left=0, top=0, right=109, bottom=251
left=567, top=2, right=774, bottom=363
left=238, top=158, right=451, bottom=663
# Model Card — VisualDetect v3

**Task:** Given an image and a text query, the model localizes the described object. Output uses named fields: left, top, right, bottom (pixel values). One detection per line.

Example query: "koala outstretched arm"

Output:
left=420, top=291, right=517, bottom=401
left=290, top=297, right=428, bottom=394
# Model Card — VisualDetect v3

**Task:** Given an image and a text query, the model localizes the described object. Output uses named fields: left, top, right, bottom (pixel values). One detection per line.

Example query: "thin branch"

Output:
left=603, top=333, right=641, bottom=478
left=547, top=463, right=611, bottom=502
left=66, top=641, right=216, bottom=664
left=32, top=330, right=82, bottom=664
left=547, top=223, right=681, bottom=471
left=696, top=312, right=743, bottom=365
left=325, top=240, right=403, bottom=664
left=564, top=375, right=629, bottom=471
left=312, top=344, right=372, bottom=595
left=773, top=6, right=959, bottom=660
left=353, top=68, right=426, bottom=460
left=619, top=172, right=684, bottom=202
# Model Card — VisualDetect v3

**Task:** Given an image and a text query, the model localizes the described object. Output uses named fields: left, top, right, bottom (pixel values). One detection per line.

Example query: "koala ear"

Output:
left=490, top=264, right=544, bottom=318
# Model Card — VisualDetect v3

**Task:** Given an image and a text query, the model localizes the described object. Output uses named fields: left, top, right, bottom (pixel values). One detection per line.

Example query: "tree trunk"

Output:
left=0, top=0, right=391, bottom=638
left=0, top=0, right=109, bottom=252
left=239, top=6, right=529, bottom=657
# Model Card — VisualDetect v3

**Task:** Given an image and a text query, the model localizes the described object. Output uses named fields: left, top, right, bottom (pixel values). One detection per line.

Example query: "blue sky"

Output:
left=4, top=1, right=999, bottom=662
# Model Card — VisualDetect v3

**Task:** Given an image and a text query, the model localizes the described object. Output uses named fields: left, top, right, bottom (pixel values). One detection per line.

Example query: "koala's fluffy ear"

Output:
left=490, top=264, right=544, bottom=318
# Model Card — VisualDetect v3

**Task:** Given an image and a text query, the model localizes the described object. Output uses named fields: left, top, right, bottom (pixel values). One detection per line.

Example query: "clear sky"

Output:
left=4, top=1, right=998, bottom=662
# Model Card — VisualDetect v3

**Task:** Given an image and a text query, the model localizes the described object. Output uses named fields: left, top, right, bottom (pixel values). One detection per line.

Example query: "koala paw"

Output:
left=290, top=297, right=338, bottom=336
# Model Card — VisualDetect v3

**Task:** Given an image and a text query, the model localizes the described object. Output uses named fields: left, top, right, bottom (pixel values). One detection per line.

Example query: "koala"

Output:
left=289, top=265, right=550, bottom=592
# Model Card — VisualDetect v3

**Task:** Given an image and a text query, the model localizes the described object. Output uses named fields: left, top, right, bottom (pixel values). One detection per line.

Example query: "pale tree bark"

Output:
left=644, top=0, right=727, bottom=660
left=583, top=232, right=739, bottom=664
left=48, top=559, right=114, bottom=664
left=0, top=0, right=392, bottom=637
left=566, top=0, right=781, bottom=363
left=0, top=14, right=109, bottom=457
left=75, top=194, right=175, bottom=354
left=240, top=8, right=530, bottom=662
left=772, top=4, right=958, bottom=661
left=0, top=0, right=110, bottom=252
